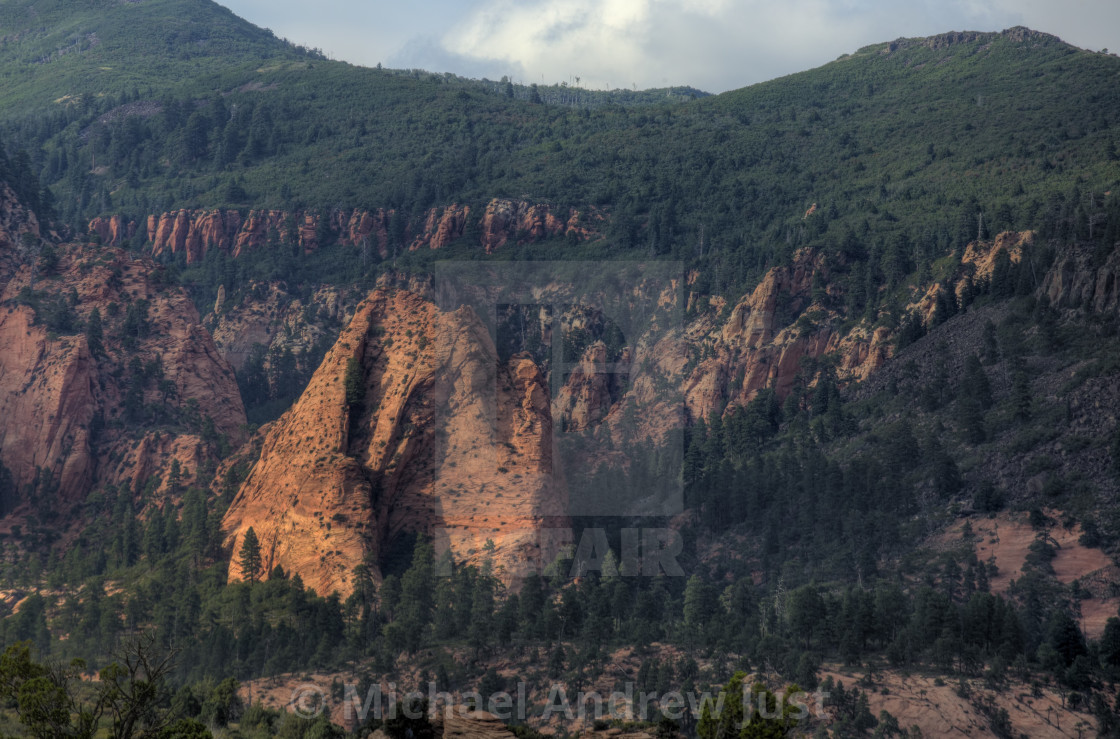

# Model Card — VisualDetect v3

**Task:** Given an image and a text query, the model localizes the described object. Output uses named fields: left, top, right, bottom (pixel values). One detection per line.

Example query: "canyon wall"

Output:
left=0, top=198, right=246, bottom=510
left=222, top=289, right=567, bottom=596
left=88, top=198, right=601, bottom=264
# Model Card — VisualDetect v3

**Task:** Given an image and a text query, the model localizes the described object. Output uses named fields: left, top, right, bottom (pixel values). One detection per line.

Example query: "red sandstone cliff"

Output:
left=550, top=250, right=892, bottom=439
left=409, top=204, right=470, bottom=251
left=478, top=199, right=590, bottom=253
left=87, top=214, right=136, bottom=247
left=676, top=250, right=891, bottom=420
left=222, top=289, right=567, bottom=596
left=88, top=199, right=600, bottom=264
left=0, top=216, right=246, bottom=509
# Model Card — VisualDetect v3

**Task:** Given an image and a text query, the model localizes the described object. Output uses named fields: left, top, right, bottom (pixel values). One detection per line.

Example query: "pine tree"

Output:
left=1047, top=611, right=1088, bottom=668
left=962, top=355, right=993, bottom=409
left=682, top=575, right=713, bottom=648
left=85, top=307, right=103, bottom=357
left=238, top=527, right=263, bottom=585
left=166, top=460, right=182, bottom=495
left=990, top=247, right=1014, bottom=298
left=1100, top=618, right=1120, bottom=670
left=787, top=584, right=825, bottom=648
left=896, top=311, right=926, bottom=350
left=1012, top=369, right=1032, bottom=422
left=344, top=357, right=363, bottom=408
left=379, top=574, right=401, bottom=622
left=1111, top=424, right=1120, bottom=478
left=468, top=577, right=494, bottom=657
left=431, top=573, right=458, bottom=639
left=981, top=320, right=1000, bottom=364
left=143, top=506, right=166, bottom=560
left=397, top=538, right=434, bottom=653
left=931, top=286, right=957, bottom=325
left=958, top=397, right=986, bottom=444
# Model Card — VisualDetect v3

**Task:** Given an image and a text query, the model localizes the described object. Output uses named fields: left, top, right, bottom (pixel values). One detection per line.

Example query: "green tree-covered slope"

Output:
left=0, top=2, right=1116, bottom=303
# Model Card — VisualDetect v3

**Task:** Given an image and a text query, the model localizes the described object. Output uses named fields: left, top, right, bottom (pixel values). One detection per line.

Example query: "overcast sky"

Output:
left=218, top=0, right=1120, bottom=93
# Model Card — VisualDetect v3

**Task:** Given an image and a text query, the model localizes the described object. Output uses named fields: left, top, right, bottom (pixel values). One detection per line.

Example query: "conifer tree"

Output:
left=397, top=538, right=434, bottom=653
left=344, top=357, right=363, bottom=408
left=1111, top=424, right=1120, bottom=478
left=1012, top=369, right=1032, bottom=421
left=85, top=307, right=103, bottom=357
left=238, top=527, right=262, bottom=585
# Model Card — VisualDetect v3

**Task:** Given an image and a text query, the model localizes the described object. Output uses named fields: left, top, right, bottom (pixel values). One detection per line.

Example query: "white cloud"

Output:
left=446, top=0, right=656, bottom=87
left=389, top=35, right=524, bottom=80
left=215, top=1, right=1120, bottom=93
left=436, top=0, right=1120, bottom=91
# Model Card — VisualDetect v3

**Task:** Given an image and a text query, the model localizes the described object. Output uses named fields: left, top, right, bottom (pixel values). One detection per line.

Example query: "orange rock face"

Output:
left=0, top=306, right=98, bottom=502
left=0, top=224, right=246, bottom=507
left=211, top=243, right=912, bottom=596
left=628, top=250, right=890, bottom=425
left=478, top=199, right=575, bottom=253
left=960, top=230, right=1030, bottom=278
left=409, top=205, right=471, bottom=251
left=339, top=208, right=390, bottom=257
left=87, top=214, right=135, bottom=246
left=92, top=199, right=599, bottom=263
left=232, top=210, right=286, bottom=257
left=222, top=289, right=567, bottom=596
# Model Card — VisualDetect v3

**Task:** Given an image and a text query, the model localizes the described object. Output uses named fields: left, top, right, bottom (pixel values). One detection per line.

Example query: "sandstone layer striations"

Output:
left=222, top=289, right=567, bottom=596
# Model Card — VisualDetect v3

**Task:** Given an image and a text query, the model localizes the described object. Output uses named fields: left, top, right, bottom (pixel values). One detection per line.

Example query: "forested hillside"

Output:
left=1, top=1, right=1120, bottom=737
left=0, top=6, right=1117, bottom=303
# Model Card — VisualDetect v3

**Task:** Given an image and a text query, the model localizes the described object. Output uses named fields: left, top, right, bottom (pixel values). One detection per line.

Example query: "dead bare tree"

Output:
left=97, top=632, right=180, bottom=739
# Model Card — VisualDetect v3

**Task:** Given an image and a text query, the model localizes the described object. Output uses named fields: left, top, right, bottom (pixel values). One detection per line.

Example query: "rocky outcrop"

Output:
left=144, top=209, right=244, bottom=263
left=0, top=185, right=41, bottom=293
left=88, top=199, right=601, bottom=264
left=222, top=289, right=567, bottom=596
left=0, top=233, right=246, bottom=508
left=101, top=431, right=212, bottom=495
left=673, top=250, right=890, bottom=421
left=434, top=710, right=517, bottom=739
left=229, top=210, right=279, bottom=257
left=203, top=273, right=431, bottom=386
left=960, top=231, right=1030, bottom=278
left=0, top=306, right=98, bottom=502
left=203, top=282, right=353, bottom=371
left=541, top=249, right=893, bottom=444
left=410, top=205, right=470, bottom=251
left=1041, top=242, right=1120, bottom=313
left=87, top=214, right=136, bottom=246
left=340, top=208, right=390, bottom=256
left=478, top=199, right=582, bottom=253
left=884, top=27, right=1061, bottom=55
left=552, top=342, right=627, bottom=432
